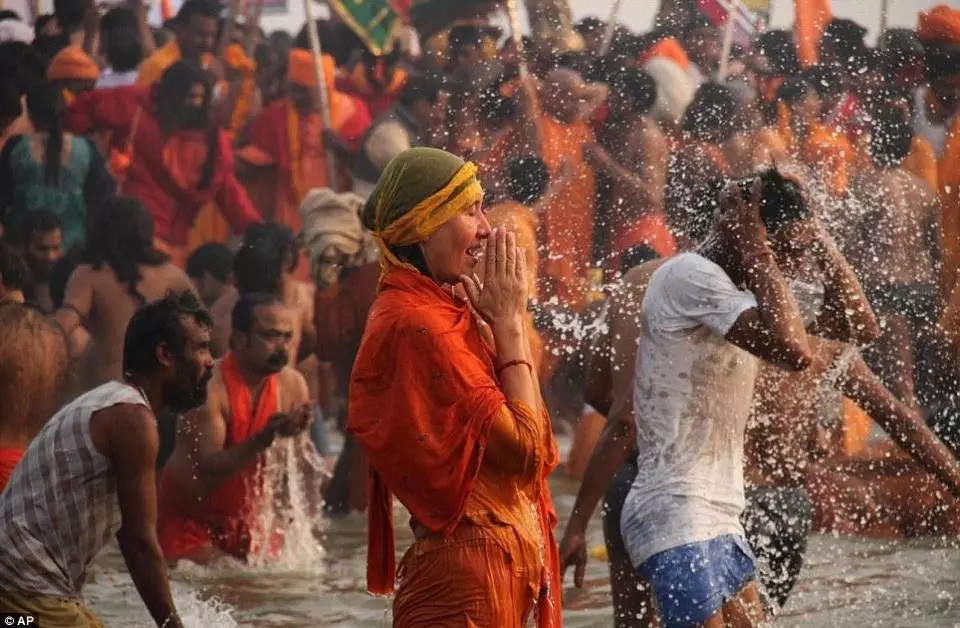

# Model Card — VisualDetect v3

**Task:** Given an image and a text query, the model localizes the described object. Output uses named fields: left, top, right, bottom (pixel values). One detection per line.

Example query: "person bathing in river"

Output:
left=158, top=292, right=317, bottom=564
left=348, top=147, right=561, bottom=627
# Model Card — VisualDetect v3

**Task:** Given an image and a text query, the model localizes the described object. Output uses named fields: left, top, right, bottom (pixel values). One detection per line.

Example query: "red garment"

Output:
left=612, top=213, right=678, bottom=265
left=64, top=86, right=261, bottom=246
left=314, top=262, right=380, bottom=387
left=336, top=64, right=408, bottom=119
left=0, top=447, right=24, bottom=493
left=157, top=353, right=279, bottom=560
left=348, top=269, right=561, bottom=627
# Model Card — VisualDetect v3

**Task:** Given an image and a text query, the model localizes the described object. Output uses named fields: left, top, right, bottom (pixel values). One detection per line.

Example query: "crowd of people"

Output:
left=1, top=0, right=960, bottom=625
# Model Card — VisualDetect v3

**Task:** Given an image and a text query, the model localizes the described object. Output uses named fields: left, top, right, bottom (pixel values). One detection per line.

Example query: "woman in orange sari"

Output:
left=348, top=147, right=561, bottom=627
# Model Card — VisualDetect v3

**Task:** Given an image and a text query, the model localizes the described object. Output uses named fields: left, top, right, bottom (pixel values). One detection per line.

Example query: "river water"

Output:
left=85, top=438, right=960, bottom=627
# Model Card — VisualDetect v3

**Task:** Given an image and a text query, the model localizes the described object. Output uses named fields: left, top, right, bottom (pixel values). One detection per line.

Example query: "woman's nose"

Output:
left=477, top=213, right=492, bottom=238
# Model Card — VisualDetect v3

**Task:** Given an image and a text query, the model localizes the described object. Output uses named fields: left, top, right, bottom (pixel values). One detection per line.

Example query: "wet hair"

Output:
left=49, top=246, right=82, bottom=309
left=244, top=222, right=298, bottom=273
left=17, top=209, right=61, bottom=245
left=682, top=176, right=729, bottom=244
left=0, top=240, right=29, bottom=292
left=926, top=43, right=960, bottom=81
left=804, top=65, right=845, bottom=97
left=612, top=68, right=657, bottom=115
left=233, top=239, right=283, bottom=295
left=122, top=290, right=212, bottom=377
left=85, top=197, right=168, bottom=304
left=776, top=76, right=810, bottom=104
left=574, top=17, right=605, bottom=36
left=186, top=242, right=233, bottom=283
left=621, top=244, right=660, bottom=272
left=506, top=156, right=550, bottom=205
left=175, top=0, right=221, bottom=26
left=868, top=110, right=913, bottom=167
left=156, top=60, right=217, bottom=188
left=879, top=28, right=924, bottom=74
left=100, top=7, right=137, bottom=34
left=0, top=81, right=21, bottom=120
left=821, top=18, right=867, bottom=60
left=740, top=168, right=811, bottom=233
left=25, top=83, right=64, bottom=187
left=33, top=13, right=55, bottom=37
left=399, top=74, right=442, bottom=108
left=681, top=83, right=737, bottom=142
left=232, top=291, right=280, bottom=335
left=755, top=30, right=798, bottom=76
left=448, top=25, right=485, bottom=52
left=106, top=28, right=143, bottom=72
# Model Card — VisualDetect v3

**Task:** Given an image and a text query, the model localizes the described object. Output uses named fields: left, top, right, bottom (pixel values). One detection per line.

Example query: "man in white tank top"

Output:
left=0, top=291, right=215, bottom=628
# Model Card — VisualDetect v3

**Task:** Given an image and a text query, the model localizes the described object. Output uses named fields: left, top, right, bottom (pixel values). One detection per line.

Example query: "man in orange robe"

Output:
left=158, top=293, right=314, bottom=563
left=236, top=49, right=372, bottom=234
left=137, top=0, right=218, bottom=87
left=337, top=50, right=409, bottom=119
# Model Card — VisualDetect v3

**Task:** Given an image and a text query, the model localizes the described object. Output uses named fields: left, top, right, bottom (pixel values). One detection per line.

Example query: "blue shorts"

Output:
left=639, top=534, right=756, bottom=628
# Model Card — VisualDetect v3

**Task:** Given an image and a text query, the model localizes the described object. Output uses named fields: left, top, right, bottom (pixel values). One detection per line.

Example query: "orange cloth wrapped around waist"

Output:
left=0, top=447, right=25, bottom=493
left=347, top=269, right=561, bottom=628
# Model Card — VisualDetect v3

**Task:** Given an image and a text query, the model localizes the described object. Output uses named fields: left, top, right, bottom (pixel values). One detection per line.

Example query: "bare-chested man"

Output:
left=16, top=209, right=64, bottom=313
left=55, top=197, right=197, bottom=383
left=157, top=293, right=315, bottom=564
left=586, top=68, right=676, bottom=264
left=0, top=303, right=69, bottom=492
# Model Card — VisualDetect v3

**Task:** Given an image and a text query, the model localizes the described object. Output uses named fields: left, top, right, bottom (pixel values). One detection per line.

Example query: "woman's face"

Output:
left=420, top=201, right=490, bottom=284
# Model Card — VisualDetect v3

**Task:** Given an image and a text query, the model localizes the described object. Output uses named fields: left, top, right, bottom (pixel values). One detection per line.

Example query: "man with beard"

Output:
left=16, top=209, right=64, bottom=312
left=157, top=292, right=313, bottom=564
left=65, top=60, right=260, bottom=267
left=0, top=291, right=214, bottom=628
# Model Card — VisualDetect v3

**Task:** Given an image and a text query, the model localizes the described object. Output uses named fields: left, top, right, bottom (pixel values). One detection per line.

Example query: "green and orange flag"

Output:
left=327, top=0, right=407, bottom=55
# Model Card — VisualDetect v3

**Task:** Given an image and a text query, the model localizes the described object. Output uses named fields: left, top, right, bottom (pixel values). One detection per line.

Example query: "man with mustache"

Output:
left=0, top=291, right=215, bottom=628
left=157, top=292, right=313, bottom=564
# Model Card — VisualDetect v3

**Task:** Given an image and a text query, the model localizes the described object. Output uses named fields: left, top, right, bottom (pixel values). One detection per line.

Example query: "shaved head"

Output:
left=543, top=68, right=585, bottom=123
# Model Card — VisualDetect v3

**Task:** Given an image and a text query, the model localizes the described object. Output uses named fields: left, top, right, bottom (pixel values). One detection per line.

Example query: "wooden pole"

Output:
left=504, top=0, right=530, bottom=78
left=302, top=0, right=338, bottom=188
left=599, top=0, right=625, bottom=57
left=217, top=0, right=241, bottom=59
left=879, top=0, right=890, bottom=40
left=243, top=0, right=265, bottom=55
left=717, top=0, right=738, bottom=80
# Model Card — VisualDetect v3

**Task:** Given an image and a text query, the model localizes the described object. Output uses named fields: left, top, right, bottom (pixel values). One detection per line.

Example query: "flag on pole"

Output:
left=327, top=0, right=404, bottom=55
left=697, top=0, right=768, bottom=48
left=795, top=0, right=832, bottom=68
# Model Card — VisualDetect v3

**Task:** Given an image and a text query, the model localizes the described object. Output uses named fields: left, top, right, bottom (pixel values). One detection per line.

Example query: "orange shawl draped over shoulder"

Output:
left=347, top=269, right=561, bottom=627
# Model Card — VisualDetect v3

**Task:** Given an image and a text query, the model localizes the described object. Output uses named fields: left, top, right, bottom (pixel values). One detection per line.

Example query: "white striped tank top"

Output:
left=0, top=381, right=149, bottom=599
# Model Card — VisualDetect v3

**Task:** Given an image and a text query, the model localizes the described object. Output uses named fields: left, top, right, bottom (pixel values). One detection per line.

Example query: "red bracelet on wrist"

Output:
left=495, top=359, right=534, bottom=377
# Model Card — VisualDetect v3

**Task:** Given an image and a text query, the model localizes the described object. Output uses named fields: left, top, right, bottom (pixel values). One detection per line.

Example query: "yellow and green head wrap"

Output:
left=362, top=147, right=484, bottom=275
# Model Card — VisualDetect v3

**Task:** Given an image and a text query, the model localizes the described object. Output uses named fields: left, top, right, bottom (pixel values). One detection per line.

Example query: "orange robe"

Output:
left=0, top=447, right=24, bottom=493
left=940, top=116, right=960, bottom=305
left=157, top=353, right=279, bottom=561
left=348, top=269, right=561, bottom=628
left=803, top=122, right=855, bottom=198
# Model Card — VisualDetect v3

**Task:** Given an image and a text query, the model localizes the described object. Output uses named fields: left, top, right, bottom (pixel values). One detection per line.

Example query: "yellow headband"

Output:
left=372, top=162, right=484, bottom=275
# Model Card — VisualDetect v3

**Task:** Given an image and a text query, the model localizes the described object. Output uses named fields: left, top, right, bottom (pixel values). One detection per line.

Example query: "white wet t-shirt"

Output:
left=620, top=252, right=761, bottom=568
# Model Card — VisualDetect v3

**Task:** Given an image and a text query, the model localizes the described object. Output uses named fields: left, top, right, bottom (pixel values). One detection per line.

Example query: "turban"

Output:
left=47, top=45, right=99, bottom=81
left=300, top=187, right=365, bottom=262
left=224, top=43, right=256, bottom=74
left=918, top=6, right=960, bottom=45
left=362, top=148, right=484, bottom=275
left=288, top=48, right=336, bottom=90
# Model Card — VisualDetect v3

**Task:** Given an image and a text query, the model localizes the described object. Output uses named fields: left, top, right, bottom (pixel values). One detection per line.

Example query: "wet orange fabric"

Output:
left=903, top=135, right=939, bottom=190
left=348, top=269, right=561, bottom=628
left=796, top=0, right=832, bottom=68
left=638, top=37, right=691, bottom=70
left=918, top=5, right=960, bottom=45
left=940, top=116, right=960, bottom=305
left=0, top=447, right=24, bottom=493
left=802, top=122, right=854, bottom=197
left=157, top=353, right=279, bottom=560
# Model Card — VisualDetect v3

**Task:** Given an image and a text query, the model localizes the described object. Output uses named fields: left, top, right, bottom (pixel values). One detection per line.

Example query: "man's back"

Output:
left=0, top=381, right=148, bottom=598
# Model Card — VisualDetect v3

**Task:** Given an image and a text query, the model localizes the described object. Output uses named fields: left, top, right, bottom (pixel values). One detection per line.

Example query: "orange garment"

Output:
left=752, top=126, right=790, bottom=166
left=339, top=63, right=408, bottom=119
left=841, top=398, right=872, bottom=456
left=157, top=353, right=279, bottom=560
left=137, top=40, right=213, bottom=87
left=802, top=122, right=854, bottom=197
left=903, top=135, right=939, bottom=190
left=348, top=269, right=561, bottom=628
left=0, top=447, right=24, bottom=493
left=153, top=238, right=189, bottom=269
left=939, top=116, right=960, bottom=304
left=918, top=5, right=960, bottom=45
left=287, top=49, right=342, bottom=123
left=46, top=45, right=99, bottom=81
left=796, top=0, right=832, bottom=68
left=613, top=213, right=677, bottom=261
left=638, top=37, right=691, bottom=70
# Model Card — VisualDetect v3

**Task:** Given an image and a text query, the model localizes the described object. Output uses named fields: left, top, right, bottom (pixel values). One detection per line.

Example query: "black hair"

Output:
left=448, top=25, right=485, bottom=51
left=176, top=0, right=221, bottom=25
left=681, top=83, right=737, bottom=142
left=122, top=290, right=212, bottom=377
left=105, top=28, right=143, bottom=72
left=879, top=28, right=924, bottom=74
left=0, top=42, right=44, bottom=95
left=868, top=109, right=913, bottom=167
left=17, top=209, right=61, bottom=245
left=506, top=155, right=550, bottom=205
left=612, top=68, right=657, bottom=115
left=0, top=10, right=20, bottom=21
left=233, top=239, right=283, bottom=295
left=776, top=76, right=810, bottom=104
left=399, top=74, right=443, bottom=108
left=53, top=0, right=86, bottom=32
left=232, top=291, right=280, bottom=334
left=0, top=81, right=21, bottom=120
left=821, top=18, right=867, bottom=59
left=574, top=17, right=605, bottom=36
left=742, top=168, right=811, bottom=233
left=156, top=60, right=218, bottom=188
left=244, top=221, right=298, bottom=272
left=621, top=244, right=660, bottom=272
left=186, top=242, right=233, bottom=283
left=0, top=240, right=29, bottom=292
left=926, top=43, right=960, bottom=81
left=100, top=7, right=137, bottom=34
left=556, top=51, right=593, bottom=75
left=25, top=83, right=64, bottom=187
left=85, top=197, right=168, bottom=304
left=755, top=29, right=798, bottom=76
left=804, top=65, right=845, bottom=97
left=33, top=13, right=55, bottom=37
left=49, top=246, right=82, bottom=309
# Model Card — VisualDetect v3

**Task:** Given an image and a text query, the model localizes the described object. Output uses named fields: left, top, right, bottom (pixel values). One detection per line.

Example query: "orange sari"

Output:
left=348, top=269, right=561, bottom=628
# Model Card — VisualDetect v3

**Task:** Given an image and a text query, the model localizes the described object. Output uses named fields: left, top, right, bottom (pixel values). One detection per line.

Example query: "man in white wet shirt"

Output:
left=621, top=170, right=815, bottom=628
